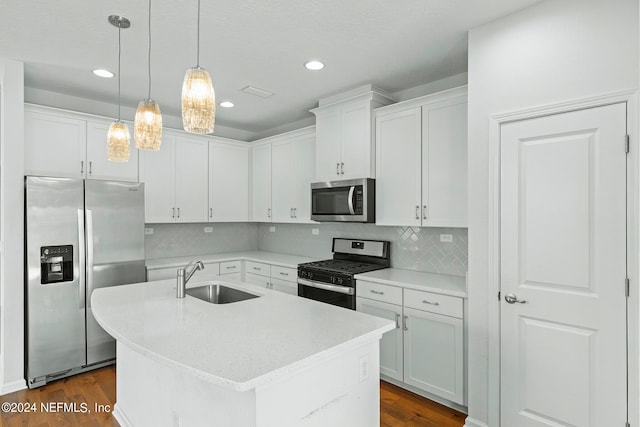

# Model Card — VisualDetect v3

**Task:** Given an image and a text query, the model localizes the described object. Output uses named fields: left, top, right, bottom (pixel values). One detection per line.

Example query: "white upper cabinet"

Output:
left=251, top=143, right=272, bottom=222
left=311, top=86, right=395, bottom=182
left=25, top=106, right=139, bottom=182
left=86, top=119, right=139, bottom=182
left=270, top=130, right=316, bottom=223
left=208, top=140, right=249, bottom=222
left=140, top=131, right=208, bottom=223
left=375, top=86, right=468, bottom=227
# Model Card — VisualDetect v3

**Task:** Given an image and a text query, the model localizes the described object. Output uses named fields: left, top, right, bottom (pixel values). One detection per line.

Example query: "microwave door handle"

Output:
left=348, top=186, right=356, bottom=215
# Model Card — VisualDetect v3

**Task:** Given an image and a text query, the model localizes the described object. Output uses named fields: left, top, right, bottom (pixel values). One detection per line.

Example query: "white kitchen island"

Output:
left=91, top=278, right=394, bottom=427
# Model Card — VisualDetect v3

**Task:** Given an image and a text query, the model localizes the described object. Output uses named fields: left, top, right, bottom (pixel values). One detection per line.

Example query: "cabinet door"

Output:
left=356, top=298, right=403, bottom=381
left=270, top=277, right=297, bottom=295
left=86, top=120, right=138, bottom=182
left=375, top=107, right=422, bottom=226
left=245, top=272, right=270, bottom=289
left=174, top=135, right=209, bottom=223
left=139, top=134, right=176, bottom=223
left=314, top=108, right=342, bottom=181
left=341, top=100, right=372, bottom=179
left=403, top=307, right=464, bottom=405
left=251, top=144, right=272, bottom=222
left=24, top=109, right=86, bottom=178
left=294, top=135, right=315, bottom=222
left=422, top=97, right=468, bottom=227
left=209, top=141, right=249, bottom=222
left=271, top=139, right=296, bottom=223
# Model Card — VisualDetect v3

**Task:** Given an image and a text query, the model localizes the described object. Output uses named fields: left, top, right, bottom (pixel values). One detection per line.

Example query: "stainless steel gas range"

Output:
left=297, top=238, right=390, bottom=309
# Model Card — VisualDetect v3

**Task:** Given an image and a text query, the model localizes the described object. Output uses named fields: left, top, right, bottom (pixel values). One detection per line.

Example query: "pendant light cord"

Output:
left=147, top=0, right=152, bottom=99
left=196, top=0, right=201, bottom=67
left=117, top=25, right=122, bottom=121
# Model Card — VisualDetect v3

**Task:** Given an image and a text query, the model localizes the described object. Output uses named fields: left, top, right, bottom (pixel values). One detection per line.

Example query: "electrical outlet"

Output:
left=312, top=228, right=319, bottom=235
left=144, top=228, right=154, bottom=235
left=440, top=234, right=453, bottom=243
left=359, top=355, right=369, bottom=382
left=204, top=227, right=213, bottom=233
left=269, top=226, right=276, bottom=233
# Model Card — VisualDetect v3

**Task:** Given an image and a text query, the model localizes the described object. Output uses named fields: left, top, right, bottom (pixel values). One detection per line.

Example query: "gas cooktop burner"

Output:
left=300, top=259, right=385, bottom=275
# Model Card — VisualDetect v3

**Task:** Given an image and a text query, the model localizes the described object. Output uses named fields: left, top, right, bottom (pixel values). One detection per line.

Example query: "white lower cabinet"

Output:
left=356, top=281, right=465, bottom=406
left=243, top=262, right=298, bottom=295
left=244, top=272, right=271, bottom=289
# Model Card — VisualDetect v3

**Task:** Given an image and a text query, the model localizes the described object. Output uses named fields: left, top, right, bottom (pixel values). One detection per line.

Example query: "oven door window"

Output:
left=298, top=284, right=355, bottom=310
left=312, top=187, right=352, bottom=215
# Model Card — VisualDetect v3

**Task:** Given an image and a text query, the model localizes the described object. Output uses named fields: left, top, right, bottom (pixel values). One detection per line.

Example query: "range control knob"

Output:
left=337, top=277, right=344, bottom=285
left=308, top=272, right=313, bottom=280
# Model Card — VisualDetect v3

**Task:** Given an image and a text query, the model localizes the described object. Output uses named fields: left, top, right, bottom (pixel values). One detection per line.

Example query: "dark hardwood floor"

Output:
left=0, top=367, right=465, bottom=426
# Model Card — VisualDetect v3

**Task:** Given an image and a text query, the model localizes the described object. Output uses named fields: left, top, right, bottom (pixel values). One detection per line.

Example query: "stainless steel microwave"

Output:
left=310, top=178, right=375, bottom=223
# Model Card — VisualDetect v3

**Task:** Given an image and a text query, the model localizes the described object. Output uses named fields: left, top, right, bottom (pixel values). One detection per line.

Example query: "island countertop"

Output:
left=91, top=279, right=394, bottom=392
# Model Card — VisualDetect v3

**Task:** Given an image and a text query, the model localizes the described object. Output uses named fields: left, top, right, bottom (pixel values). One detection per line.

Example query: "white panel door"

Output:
left=341, top=101, right=371, bottom=179
left=315, top=109, right=342, bottom=181
left=251, top=143, right=272, bottom=222
left=86, top=120, right=139, bottom=182
left=271, top=138, right=296, bottom=223
left=403, top=307, right=464, bottom=404
left=174, top=135, right=209, bottom=223
left=356, top=298, right=403, bottom=381
left=375, top=107, right=422, bottom=226
left=208, top=141, right=249, bottom=222
left=422, top=97, right=467, bottom=227
left=139, top=134, right=176, bottom=223
left=295, top=135, right=316, bottom=222
left=24, top=109, right=86, bottom=178
left=500, top=103, right=627, bottom=427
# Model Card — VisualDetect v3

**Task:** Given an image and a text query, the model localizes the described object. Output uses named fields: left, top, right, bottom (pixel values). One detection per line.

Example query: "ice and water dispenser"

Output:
left=40, top=245, right=73, bottom=284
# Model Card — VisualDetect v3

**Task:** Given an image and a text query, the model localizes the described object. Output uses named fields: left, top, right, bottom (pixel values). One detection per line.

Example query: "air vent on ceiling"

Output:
left=242, top=85, right=274, bottom=98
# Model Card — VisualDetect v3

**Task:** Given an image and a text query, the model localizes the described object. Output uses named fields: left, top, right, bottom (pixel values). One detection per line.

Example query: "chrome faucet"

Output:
left=176, top=261, right=205, bottom=298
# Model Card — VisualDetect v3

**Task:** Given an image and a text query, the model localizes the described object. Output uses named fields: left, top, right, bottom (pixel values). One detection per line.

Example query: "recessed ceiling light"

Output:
left=220, top=101, right=235, bottom=108
left=93, top=69, right=114, bottom=78
left=304, top=60, right=325, bottom=71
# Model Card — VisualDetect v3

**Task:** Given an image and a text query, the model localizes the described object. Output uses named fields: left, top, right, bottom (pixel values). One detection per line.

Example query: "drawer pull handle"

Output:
left=253, top=267, right=261, bottom=271
left=370, top=290, right=384, bottom=295
left=395, top=313, right=400, bottom=329
left=422, top=300, right=440, bottom=306
left=279, top=272, right=289, bottom=276
left=403, top=315, right=408, bottom=331
left=226, top=266, right=236, bottom=270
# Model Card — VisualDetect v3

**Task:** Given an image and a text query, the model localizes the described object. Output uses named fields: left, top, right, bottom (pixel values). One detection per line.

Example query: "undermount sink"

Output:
left=186, top=284, right=260, bottom=304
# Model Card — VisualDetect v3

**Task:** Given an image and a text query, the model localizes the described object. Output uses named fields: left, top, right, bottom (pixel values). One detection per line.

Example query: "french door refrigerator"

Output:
left=25, top=176, right=146, bottom=388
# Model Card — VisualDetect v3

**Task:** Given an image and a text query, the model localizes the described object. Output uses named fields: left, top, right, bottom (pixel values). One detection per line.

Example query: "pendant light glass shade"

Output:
left=182, top=66, right=215, bottom=134
left=107, top=121, right=131, bottom=161
left=134, top=99, right=162, bottom=151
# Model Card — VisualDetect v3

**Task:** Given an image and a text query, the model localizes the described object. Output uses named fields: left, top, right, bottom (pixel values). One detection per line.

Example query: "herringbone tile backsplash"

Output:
left=144, top=222, right=468, bottom=277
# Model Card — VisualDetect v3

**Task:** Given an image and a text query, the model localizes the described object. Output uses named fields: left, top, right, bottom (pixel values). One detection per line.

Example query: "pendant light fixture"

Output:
left=135, top=0, right=162, bottom=150
left=107, top=15, right=131, bottom=162
left=181, top=0, right=215, bottom=134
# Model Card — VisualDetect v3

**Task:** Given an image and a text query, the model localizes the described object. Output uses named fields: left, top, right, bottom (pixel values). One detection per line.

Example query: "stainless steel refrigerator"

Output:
left=25, top=176, right=146, bottom=388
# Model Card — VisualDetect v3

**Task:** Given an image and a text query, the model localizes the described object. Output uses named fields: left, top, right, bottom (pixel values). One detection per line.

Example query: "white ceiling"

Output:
left=1, top=0, right=541, bottom=140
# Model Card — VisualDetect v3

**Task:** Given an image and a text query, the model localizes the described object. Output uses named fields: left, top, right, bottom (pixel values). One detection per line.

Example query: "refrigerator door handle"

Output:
left=86, top=209, right=94, bottom=308
left=77, top=209, right=86, bottom=309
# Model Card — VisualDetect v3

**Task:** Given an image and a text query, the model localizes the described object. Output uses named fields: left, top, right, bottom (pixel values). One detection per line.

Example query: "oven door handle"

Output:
left=347, top=186, right=356, bottom=215
left=298, top=278, right=355, bottom=295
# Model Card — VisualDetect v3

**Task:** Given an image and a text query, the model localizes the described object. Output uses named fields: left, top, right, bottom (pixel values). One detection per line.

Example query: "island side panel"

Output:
left=114, top=343, right=257, bottom=427
left=254, top=339, right=382, bottom=427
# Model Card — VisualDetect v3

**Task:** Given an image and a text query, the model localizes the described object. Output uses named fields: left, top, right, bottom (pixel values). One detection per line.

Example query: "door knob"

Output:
left=504, top=293, right=527, bottom=304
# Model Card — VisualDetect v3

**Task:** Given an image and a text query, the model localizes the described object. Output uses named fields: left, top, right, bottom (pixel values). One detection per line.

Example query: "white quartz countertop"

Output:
left=354, top=268, right=467, bottom=298
left=145, top=251, right=320, bottom=270
left=91, top=278, right=394, bottom=392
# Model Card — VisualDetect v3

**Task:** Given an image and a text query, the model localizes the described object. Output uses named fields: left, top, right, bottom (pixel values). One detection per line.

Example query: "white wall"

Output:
left=0, top=59, right=26, bottom=394
left=466, top=1, right=638, bottom=426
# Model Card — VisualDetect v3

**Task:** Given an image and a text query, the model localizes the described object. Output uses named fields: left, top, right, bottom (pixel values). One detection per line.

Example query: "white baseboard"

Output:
left=464, top=417, right=489, bottom=427
left=0, top=379, right=26, bottom=396
left=113, top=403, right=134, bottom=427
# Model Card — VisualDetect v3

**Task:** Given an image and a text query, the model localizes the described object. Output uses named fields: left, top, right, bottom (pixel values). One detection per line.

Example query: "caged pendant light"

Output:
left=107, top=15, right=131, bottom=162
left=135, top=0, right=162, bottom=151
left=181, top=0, right=215, bottom=134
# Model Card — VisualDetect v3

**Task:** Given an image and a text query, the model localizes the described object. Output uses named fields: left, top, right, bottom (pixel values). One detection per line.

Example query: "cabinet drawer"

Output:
left=220, top=260, right=241, bottom=275
left=356, top=280, right=402, bottom=305
left=271, top=265, right=297, bottom=283
left=270, top=277, right=298, bottom=295
left=245, top=261, right=270, bottom=277
left=403, top=289, right=462, bottom=318
left=245, top=272, right=271, bottom=288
